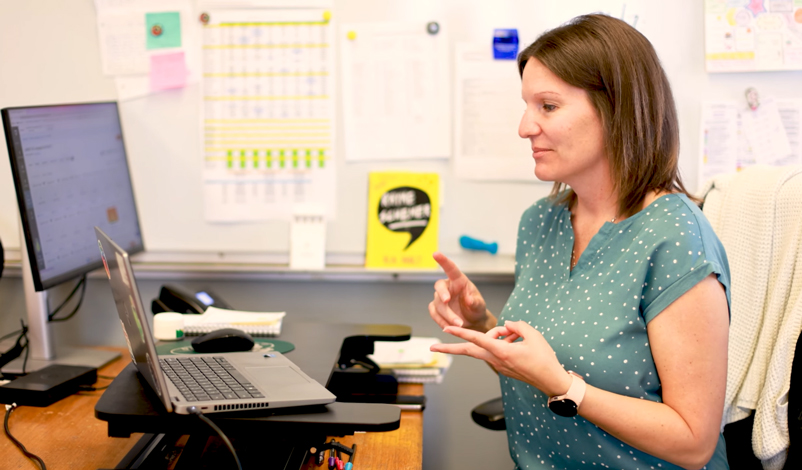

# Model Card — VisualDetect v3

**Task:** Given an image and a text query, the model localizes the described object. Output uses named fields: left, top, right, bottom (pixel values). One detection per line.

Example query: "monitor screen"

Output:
left=2, top=102, right=144, bottom=291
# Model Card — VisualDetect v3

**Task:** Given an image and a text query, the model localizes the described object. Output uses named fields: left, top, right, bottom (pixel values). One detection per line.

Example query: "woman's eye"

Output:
left=542, top=104, right=557, bottom=112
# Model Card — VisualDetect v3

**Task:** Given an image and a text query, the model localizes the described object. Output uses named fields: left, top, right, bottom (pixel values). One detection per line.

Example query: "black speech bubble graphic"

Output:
left=377, top=186, right=431, bottom=250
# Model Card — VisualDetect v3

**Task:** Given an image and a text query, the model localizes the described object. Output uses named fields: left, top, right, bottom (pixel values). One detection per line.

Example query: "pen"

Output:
left=336, top=449, right=344, bottom=470
left=345, top=444, right=357, bottom=470
left=328, top=438, right=341, bottom=470
left=313, top=446, right=325, bottom=466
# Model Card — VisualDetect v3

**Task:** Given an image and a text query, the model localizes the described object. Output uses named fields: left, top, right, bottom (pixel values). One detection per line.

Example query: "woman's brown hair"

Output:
left=518, top=14, right=695, bottom=216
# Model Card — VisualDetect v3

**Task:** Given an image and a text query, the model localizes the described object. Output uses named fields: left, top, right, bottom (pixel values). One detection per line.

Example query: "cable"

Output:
left=77, top=384, right=110, bottom=392
left=47, top=275, right=84, bottom=319
left=0, top=328, right=23, bottom=343
left=0, top=323, right=28, bottom=371
left=188, top=407, right=242, bottom=470
left=48, top=275, right=87, bottom=322
left=21, top=329, right=30, bottom=375
left=4, top=404, right=47, bottom=470
left=77, top=376, right=114, bottom=392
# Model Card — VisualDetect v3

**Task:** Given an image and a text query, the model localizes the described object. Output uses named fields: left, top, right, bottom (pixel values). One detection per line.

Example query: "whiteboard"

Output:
left=2, top=0, right=802, bottom=258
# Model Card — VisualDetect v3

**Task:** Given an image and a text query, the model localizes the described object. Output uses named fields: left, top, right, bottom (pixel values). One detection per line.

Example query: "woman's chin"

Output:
left=533, top=165, right=556, bottom=182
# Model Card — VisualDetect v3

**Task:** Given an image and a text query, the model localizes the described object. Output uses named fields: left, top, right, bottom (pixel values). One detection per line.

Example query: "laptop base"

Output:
left=96, top=363, right=401, bottom=438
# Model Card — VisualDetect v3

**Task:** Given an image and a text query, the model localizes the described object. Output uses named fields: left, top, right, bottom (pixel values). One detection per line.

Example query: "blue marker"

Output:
left=460, top=235, right=498, bottom=254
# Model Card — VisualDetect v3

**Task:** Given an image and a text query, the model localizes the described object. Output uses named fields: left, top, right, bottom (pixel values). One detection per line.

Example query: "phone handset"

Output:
left=150, top=284, right=232, bottom=315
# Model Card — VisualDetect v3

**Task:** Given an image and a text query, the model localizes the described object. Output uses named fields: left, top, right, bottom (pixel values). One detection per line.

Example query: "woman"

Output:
left=429, top=14, right=730, bottom=470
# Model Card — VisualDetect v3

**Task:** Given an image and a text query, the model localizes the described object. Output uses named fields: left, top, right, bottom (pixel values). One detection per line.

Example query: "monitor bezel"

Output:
left=2, top=101, right=145, bottom=292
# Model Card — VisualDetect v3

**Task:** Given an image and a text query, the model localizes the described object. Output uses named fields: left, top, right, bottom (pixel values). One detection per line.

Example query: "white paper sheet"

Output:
left=339, top=21, right=450, bottom=161
left=740, top=98, right=793, bottom=166
left=700, top=98, right=800, bottom=183
left=775, top=99, right=802, bottom=166
left=704, top=0, right=802, bottom=72
left=699, top=101, right=739, bottom=183
left=96, top=10, right=150, bottom=76
left=201, top=8, right=337, bottom=222
left=289, top=204, right=326, bottom=270
left=453, top=44, right=536, bottom=181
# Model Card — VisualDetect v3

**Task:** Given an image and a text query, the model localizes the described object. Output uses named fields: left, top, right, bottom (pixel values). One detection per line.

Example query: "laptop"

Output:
left=95, top=227, right=336, bottom=414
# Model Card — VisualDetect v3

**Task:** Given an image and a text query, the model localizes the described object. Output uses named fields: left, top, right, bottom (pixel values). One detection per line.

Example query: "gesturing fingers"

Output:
left=433, top=252, right=465, bottom=283
left=428, top=299, right=451, bottom=330
left=433, top=278, right=452, bottom=304
left=502, top=320, right=540, bottom=340
left=485, top=326, right=512, bottom=339
left=442, top=325, right=511, bottom=358
left=430, top=339, right=494, bottom=362
left=431, top=289, right=464, bottom=328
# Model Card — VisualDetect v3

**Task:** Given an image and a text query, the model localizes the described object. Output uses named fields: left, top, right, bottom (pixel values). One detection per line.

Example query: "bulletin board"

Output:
left=2, top=0, right=802, bottom=259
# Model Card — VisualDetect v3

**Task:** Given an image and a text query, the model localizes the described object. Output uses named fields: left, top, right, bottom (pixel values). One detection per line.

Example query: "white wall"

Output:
left=4, top=0, right=799, bottom=258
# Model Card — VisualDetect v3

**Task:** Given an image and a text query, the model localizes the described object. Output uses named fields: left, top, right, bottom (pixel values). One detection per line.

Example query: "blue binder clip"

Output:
left=493, top=29, right=519, bottom=60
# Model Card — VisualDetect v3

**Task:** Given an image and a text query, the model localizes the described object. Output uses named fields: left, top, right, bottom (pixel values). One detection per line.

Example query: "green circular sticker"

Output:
left=155, top=338, right=295, bottom=356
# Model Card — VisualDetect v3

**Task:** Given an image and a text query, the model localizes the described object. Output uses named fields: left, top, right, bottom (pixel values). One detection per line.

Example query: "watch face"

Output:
left=548, top=399, right=578, bottom=417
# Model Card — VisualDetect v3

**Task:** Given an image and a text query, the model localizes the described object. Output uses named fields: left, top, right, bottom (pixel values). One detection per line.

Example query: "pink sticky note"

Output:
left=149, top=51, right=187, bottom=91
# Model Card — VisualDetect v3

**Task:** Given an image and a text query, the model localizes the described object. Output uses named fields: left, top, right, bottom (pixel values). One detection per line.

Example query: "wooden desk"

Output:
left=301, top=383, right=423, bottom=470
left=2, top=347, right=141, bottom=470
left=2, top=348, right=424, bottom=470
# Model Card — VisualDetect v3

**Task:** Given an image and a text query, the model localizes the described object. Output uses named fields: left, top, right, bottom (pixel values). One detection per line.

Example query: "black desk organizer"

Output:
left=328, top=324, right=411, bottom=402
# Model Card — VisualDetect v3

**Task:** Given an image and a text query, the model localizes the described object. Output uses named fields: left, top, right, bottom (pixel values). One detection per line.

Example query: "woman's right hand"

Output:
left=429, top=252, right=493, bottom=332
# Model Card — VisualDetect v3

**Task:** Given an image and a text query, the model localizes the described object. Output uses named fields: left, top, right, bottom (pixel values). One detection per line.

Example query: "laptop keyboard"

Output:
left=160, top=356, right=265, bottom=402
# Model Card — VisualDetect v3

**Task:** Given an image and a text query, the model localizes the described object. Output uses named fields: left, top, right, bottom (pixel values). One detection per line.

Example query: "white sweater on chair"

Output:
left=701, top=165, right=802, bottom=470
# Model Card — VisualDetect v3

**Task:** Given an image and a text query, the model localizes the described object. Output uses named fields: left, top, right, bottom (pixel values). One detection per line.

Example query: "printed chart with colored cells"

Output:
left=201, top=9, right=336, bottom=222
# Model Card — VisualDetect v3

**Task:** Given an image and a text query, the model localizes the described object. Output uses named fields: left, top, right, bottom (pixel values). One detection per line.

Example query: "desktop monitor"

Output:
left=2, top=101, right=143, bottom=372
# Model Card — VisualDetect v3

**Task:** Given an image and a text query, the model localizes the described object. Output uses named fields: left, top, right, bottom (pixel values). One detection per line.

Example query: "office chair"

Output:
left=785, top=327, right=802, bottom=469
left=471, top=396, right=506, bottom=430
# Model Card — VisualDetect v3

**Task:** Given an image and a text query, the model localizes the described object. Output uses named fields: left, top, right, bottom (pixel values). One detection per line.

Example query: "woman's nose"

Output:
left=518, top=110, right=541, bottom=139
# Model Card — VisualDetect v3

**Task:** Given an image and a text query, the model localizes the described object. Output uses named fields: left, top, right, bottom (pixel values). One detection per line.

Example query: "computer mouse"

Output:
left=191, top=328, right=255, bottom=353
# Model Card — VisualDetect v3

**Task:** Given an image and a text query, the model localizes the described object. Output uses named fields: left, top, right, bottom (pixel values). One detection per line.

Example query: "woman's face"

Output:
left=518, top=58, right=607, bottom=188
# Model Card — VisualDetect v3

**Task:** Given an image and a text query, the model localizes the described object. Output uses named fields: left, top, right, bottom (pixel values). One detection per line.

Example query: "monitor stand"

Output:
left=1, top=343, right=121, bottom=374
left=1, top=225, right=120, bottom=375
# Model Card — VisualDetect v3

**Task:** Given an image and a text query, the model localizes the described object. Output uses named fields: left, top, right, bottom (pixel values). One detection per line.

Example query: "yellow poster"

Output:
left=365, top=172, right=439, bottom=269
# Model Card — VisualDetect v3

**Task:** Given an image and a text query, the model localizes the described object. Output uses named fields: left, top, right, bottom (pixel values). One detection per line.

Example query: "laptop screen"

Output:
left=96, top=227, right=173, bottom=411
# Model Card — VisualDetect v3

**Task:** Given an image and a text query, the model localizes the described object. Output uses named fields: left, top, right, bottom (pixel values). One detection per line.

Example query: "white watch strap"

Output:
left=550, top=370, right=586, bottom=409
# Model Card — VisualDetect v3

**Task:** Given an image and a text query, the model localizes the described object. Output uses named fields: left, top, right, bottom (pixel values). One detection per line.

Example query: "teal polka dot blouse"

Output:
left=497, top=193, right=731, bottom=470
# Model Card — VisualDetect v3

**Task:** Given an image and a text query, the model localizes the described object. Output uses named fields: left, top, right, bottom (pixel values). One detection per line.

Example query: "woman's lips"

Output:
left=532, top=148, right=551, bottom=158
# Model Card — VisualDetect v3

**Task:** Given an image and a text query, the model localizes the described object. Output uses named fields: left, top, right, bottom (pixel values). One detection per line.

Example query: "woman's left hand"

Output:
left=431, top=320, right=571, bottom=397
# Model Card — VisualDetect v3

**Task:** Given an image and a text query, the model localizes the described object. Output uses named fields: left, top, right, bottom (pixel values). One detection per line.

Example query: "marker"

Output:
left=345, top=444, right=357, bottom=470
left=459, top=235, right=498, bottom=254
left=328, top=439, right=337, bottom=469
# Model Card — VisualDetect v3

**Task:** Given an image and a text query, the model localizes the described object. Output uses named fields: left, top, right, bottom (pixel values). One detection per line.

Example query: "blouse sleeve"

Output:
left=639, top=207, right=731, bottom=324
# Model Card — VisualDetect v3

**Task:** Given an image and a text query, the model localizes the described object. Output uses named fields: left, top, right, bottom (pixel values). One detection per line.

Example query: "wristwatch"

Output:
left=547, top=370, right=586, bottom=417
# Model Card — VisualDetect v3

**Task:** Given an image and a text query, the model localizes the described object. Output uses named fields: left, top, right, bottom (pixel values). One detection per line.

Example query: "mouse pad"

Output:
left=155, top=338, right=295, bottom=356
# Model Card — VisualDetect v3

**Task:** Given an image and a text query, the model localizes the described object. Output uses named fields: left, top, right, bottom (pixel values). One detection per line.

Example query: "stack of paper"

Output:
left=183, top=306, right=285, bottom=337
left=369, top=337, right=453, bottom=384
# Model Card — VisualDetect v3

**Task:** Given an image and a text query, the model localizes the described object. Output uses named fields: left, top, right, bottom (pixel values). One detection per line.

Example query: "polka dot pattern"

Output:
left=498, top=194, right=731, bottom=469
